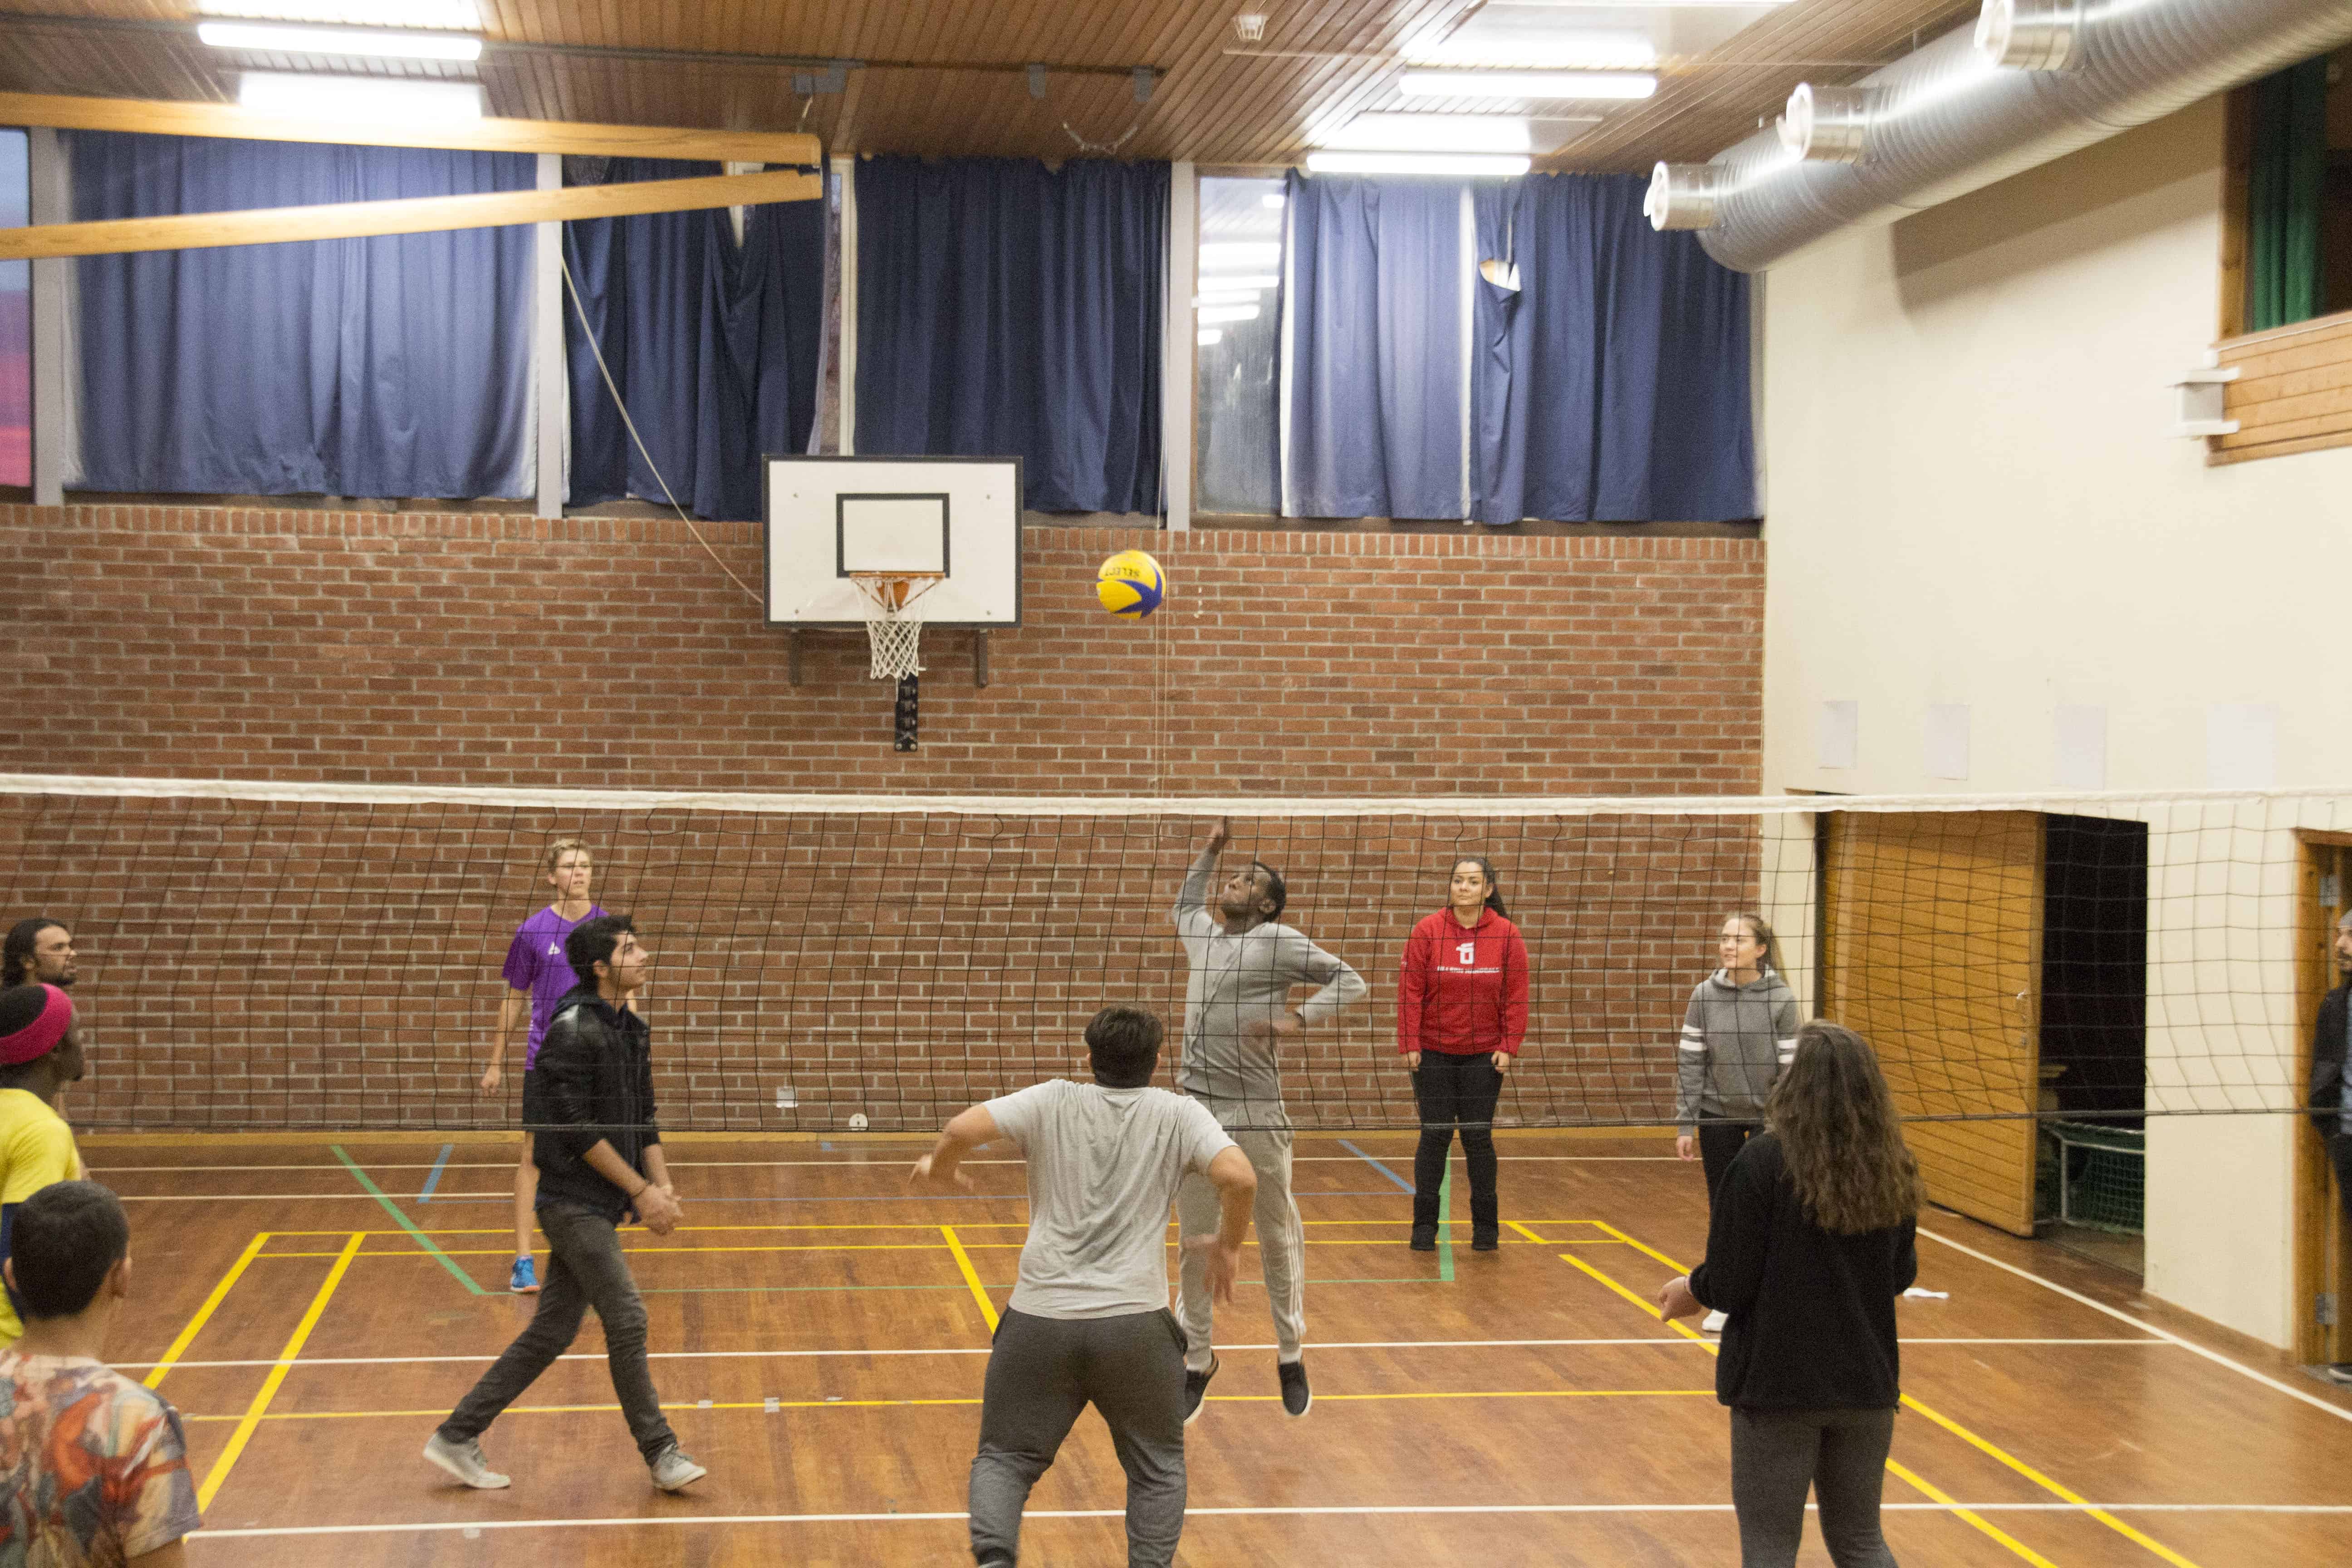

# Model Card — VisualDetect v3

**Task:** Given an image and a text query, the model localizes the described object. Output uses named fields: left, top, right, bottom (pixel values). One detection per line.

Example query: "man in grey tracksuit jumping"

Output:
left=1172, top=816, right=1368, bottom=1423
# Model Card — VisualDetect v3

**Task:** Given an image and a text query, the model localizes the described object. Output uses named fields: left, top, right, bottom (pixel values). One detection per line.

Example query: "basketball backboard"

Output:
left=764, top=456, right=1022, bottom=628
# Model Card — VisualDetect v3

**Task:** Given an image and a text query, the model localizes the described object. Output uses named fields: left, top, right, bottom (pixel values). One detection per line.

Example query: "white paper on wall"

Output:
left=2053, top=705, right=2107, bottom=791
left=1818, top=701, right=1858, bottom=771
left=2205, top=704, right=2277, bottom=790
left=1924, top=704, right=1970, bottom=781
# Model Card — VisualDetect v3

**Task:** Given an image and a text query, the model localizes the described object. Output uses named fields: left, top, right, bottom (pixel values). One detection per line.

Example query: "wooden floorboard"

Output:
left=74, top=1132, right=2352, bottom=1565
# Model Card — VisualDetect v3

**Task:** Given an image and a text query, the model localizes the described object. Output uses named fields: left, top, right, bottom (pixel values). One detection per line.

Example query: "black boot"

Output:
left=1470, top=1187, right=1499, bottom=1252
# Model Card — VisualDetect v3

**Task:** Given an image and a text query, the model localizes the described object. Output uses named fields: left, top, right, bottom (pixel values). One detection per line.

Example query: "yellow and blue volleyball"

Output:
left=1095, top=549, right=1166, bottom=618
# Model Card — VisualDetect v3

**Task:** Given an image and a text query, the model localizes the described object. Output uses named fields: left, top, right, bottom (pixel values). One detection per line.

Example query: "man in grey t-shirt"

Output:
left=911, top=1004, right=1257, bottom=1568
left=1171, top=817, right=1367, bottom=1423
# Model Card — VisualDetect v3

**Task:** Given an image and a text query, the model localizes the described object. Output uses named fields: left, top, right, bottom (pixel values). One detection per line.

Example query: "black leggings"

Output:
left=1412, top=1051, right=1503, bottom=1235
left=1699, top=1120, right=1761, bottom=1214
left=1729, top=1406, right=1899, bottom=1567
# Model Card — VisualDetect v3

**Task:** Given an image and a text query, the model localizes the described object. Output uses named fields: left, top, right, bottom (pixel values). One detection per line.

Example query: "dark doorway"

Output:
left=2040, top=815, right=2149, bottom=1125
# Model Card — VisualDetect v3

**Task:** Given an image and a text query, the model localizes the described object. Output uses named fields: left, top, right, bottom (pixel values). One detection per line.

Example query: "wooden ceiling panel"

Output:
left=0, top=0, right=1984, bottom=169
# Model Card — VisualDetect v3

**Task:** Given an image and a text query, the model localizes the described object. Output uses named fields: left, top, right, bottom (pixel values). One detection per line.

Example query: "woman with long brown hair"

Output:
left=1655, top=1021, right=1923, bottom=1568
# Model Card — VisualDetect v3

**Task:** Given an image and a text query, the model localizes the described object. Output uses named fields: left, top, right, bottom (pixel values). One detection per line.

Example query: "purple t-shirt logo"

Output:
left=502, top=905, right=607, bottom=1070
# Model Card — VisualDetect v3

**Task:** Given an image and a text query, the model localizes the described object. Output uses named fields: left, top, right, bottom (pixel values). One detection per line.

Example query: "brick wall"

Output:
left=0, top=504, right=1765, bottom=1130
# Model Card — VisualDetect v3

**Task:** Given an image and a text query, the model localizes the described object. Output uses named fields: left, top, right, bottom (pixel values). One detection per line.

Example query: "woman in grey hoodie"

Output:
left=1674, top=913, right=1800, bottom=1332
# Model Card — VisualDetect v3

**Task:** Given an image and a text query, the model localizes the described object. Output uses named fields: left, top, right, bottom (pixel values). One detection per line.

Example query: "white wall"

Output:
left=1760, top=98, right=2352, bottom=1348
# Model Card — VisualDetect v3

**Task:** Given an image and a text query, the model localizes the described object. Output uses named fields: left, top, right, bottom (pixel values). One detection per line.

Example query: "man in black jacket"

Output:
left=2309, top=911, right=2352, bottom=1384
left=424, top=914, right=708, bottom=1491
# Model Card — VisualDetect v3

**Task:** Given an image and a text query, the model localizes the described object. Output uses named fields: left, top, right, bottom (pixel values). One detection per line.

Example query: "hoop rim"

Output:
left=845, top=571, right=948, bottom=616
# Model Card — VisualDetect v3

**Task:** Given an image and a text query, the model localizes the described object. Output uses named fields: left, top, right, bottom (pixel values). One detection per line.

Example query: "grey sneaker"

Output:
left=423, top=1432, right=510, bottom=1490
left=651, top=1446, right=708, bottom=1492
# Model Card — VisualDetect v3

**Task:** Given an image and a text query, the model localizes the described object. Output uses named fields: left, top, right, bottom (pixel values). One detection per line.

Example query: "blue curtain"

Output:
left=71, top=132, right=533, bottom=498
left=1471, top=174, right=1754, bottom=524
left=1284, top=172, right=1466, bottom=521
left=853, top=157, right=1166, bottom=515
left=564, top=157, right=826, bottom=522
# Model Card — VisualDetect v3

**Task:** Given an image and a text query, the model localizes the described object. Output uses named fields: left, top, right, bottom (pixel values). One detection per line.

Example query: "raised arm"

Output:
left=1174, top=817, right=1230, bottom=932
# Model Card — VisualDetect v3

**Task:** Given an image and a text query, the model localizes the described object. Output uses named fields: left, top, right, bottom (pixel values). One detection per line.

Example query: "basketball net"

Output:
left=846, top=573, right=944, bottom=682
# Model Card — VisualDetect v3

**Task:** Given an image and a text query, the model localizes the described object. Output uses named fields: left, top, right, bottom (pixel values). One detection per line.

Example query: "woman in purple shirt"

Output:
left=482, top=839, right=606, bottom=1294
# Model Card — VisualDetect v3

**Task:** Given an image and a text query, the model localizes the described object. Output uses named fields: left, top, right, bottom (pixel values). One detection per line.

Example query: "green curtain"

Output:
left=2247, top=57, right=2331, bottom=333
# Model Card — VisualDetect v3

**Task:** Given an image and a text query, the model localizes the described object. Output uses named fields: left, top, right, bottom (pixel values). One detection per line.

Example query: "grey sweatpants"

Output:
left=1175, top=1099, right=1304, bottom=1371
left=968, top=1306, right=1188, bottom=1568
left=1729, top=1405, right=1900, bottom=1567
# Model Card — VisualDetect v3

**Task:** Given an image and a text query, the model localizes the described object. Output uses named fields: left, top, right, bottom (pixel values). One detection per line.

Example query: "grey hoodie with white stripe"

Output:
left=1674, top=968, right=1800, bottom=1133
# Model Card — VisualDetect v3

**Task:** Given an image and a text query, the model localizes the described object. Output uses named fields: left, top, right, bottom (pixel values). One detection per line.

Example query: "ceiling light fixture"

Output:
left=1195, top=287, right=1265, bottom=305
left=237, top=71, right=485, bottom=121
left=1196, top=304, right=1262, bottom=324
left=1197, top=328, right=1225, bottom=345
left=1304, top=152, right=1532, bottom=176
left=1396, top=70, right=1657, bottom=102
left=201, top=20, right=483, bottom=60
left=1315, top=113, right=1531, bottom=154
left=1199, top=240, right=1282, bottom=271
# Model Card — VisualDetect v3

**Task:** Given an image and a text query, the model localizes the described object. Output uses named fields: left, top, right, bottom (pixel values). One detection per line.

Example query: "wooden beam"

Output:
left=0, top=168, right=822, bottom=261
left=0, top=91, right=823, bottom=167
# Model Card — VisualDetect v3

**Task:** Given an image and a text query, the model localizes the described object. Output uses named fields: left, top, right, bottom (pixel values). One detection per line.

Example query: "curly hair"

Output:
left=1765, top=1020, right=1925, bottom=1235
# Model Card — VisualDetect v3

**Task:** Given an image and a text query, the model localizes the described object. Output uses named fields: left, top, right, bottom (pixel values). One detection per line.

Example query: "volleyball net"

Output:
left=1, top=776, right=2342, bottom=1148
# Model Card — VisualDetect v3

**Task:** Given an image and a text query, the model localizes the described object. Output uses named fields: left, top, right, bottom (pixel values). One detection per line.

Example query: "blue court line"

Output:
left=1337, top=1140, right=1415, bottom=1194
left=416, top=1144, right=453, bottom=1204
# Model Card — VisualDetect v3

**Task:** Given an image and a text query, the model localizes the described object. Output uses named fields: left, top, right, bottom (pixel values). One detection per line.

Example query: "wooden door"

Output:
left=1822, top=811, right=2044, bottom=1236
left=2294, top=835, right=2352, bottom=1365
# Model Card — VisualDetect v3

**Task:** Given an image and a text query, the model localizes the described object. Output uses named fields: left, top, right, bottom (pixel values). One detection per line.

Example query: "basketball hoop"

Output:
left=846, top=572, right=945, bottom=682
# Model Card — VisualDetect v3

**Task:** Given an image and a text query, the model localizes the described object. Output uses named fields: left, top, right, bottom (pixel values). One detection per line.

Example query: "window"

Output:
left=1193, top=174, right=1284, bottom=517
left=2230, top=49, right=2352, bottom=334
left=0, top=129, right=27, bottom=489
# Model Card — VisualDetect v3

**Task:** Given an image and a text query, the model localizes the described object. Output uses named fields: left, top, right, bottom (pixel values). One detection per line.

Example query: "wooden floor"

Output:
left=84, top=1130, right=2352, bottom=1567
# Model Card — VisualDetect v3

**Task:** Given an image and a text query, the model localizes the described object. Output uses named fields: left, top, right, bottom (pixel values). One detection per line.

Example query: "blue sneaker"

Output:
left=508, top=1255, right=540, bottom=1294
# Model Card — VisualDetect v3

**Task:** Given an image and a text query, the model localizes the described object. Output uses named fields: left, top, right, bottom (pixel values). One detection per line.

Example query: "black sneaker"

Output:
left=2326, top=1363, right=2352, bottom=1385
left=1470, top=1229, right=1499, bottom=1252
left=1278, top=1357, right=1311, bottom=1419
left=1409, top=1226, right=1437, bottom=1252
left=1182, top=1356, right=1219, bottom=1424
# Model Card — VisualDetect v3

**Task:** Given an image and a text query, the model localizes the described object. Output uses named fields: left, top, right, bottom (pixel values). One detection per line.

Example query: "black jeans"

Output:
left=1699, top=1120, right=1761, bottom=1213
left=969, top=1306, right=1188, bottom=1568
left=439, top=1200, right=677, bottom=1463
left=2330, top=1132, right=2352, bottom=1233
left=1412, top=1051, right=1503, bottom=1237
left=1729, top=1406, right=1900, bottom=1567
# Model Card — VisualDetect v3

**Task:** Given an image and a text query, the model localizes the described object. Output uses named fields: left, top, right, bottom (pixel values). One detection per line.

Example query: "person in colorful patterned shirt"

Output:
left=0, top=985, right=85, bottom=1350
left=0, top=1180, right=201, bottom=1566
left=482, top=840, right=608, bottom=1295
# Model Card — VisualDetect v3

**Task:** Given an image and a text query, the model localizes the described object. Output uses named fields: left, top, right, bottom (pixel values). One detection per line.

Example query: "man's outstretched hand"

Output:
left=1205, top=817, right=1231, bottom=857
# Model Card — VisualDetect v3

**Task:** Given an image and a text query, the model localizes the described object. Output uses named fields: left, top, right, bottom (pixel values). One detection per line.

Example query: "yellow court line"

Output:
left=196, top=1232, right=365, bottom=1511
left=1589, top=1220, right=2206, bottom=1568
left=1885, top=1459, right=2060, bottom=1568
left=145, top=1232, right=270, bottom=1391
left=1586, top=1219, right=1692, bottom=1273
left=182, top=1387, right=1722, bottom=1423
left=1898, top=1395, right=2205, bottom=1568
left=260, top=1219, right=1624, bottom=1239
left=940, top=1226, right=999, bottom=1333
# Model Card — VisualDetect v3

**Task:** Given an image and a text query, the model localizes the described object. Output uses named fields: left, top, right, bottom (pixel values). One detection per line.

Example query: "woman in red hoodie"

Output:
left=1397, top=857, right=1529, bottom=1253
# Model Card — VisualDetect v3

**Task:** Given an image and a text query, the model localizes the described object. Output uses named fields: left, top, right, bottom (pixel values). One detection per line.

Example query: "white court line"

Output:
left=87, top=1155, right=1672, bottom=1175
left=187, top=1500, right=2352, bottom=1540
left=1918, top=1226, right=2352, bottom=1427
left=113, top=1335, right=2161, bottom=1373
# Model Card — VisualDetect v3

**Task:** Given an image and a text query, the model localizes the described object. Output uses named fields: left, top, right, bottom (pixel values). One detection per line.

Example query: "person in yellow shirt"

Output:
left=0, top=984, right=86, bottom=1349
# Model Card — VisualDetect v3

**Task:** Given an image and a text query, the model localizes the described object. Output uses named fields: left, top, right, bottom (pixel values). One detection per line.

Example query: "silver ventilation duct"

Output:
left=1650, top=0, right=2352, bottom=274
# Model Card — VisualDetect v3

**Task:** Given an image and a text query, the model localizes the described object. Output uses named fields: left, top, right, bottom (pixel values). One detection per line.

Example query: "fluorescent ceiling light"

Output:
left=1316, top=113, right=1531, bottom=154
left=201, top=21, right=482, bottom=60
left=199, top=0, right=480, bottom=24
left=1197, top=273, right=1277, bottom=289
left=1196, top=328, right=1224, bottom=346
left=1398, top=70, right=1656, bottom=102
left=1196, top=304, right=1262, bottom=324
left=1304, top=152, right=1532, bottom=176
left=1260, top=192, right=1285, bottom=208
left=1199, top=240, right=1281, bottom=271
left=238, top=71, right=484, bottom=121
left=1195, top=287, right=1265, bottom=305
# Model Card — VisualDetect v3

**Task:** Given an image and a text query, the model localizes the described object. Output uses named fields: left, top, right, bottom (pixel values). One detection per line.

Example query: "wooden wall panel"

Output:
left=2212, top=312, right=2352, bottom=468
left=1823, top=810, right=2043, bottom=1237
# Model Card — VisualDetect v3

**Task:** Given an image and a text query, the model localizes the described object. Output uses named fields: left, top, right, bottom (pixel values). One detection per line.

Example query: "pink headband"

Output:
left=0, top=985, right=73, bottom=1067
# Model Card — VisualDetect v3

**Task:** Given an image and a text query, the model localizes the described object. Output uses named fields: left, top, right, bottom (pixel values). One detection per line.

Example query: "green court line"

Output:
left=1437, top=1165, right=1455, bottom=1283
left=328, top=1146, right=485, bottom=1296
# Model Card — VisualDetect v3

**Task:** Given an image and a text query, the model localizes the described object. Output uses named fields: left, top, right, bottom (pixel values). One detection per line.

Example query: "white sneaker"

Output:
left=1701, top=1310, right=1729, bottom=1333
left=651, top=1446, right=708, bottom=1492
left=423, top=1432, right=510, bottom=1489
